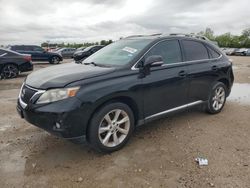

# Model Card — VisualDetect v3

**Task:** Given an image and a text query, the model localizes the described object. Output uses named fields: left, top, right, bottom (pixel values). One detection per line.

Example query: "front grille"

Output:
left=21, top=85, right=37, bottom=104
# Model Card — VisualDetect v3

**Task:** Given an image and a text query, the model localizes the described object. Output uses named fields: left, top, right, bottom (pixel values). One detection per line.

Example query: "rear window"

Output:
left=182, top=40, right=209, bottom=61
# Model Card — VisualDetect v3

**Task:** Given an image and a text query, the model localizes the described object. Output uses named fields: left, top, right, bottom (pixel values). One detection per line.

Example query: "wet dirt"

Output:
left=0, top=57, right=250, bottom=188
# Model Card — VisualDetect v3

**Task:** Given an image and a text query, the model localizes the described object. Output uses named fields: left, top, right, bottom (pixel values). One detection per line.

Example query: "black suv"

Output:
left=17, top=34, right=234, bottom=152
left=10, top=45, right=63, bottom=64
left=73, top=45, right=104, bottom=62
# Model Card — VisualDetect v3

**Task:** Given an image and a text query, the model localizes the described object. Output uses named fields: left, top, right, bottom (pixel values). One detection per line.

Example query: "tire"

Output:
left=88, top=102, right=135, bottom=153
left=1, top=64, right=19, bottom=79
left=206, top=82, right=227, bottom=114
left=49, top=56, right=60, bottom=64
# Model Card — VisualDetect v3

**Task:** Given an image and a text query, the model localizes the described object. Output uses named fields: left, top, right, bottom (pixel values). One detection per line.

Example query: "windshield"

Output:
left=82, top=39, right=152, bottom=67
left=83, top=46, right=93, bottom=52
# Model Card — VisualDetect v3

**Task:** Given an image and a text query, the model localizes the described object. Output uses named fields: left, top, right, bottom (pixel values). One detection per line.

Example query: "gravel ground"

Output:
left=0, top=57, right=250, bottom=188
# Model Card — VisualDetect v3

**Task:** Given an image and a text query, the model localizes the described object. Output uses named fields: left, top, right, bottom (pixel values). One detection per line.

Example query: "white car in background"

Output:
left=245, top=49, right=250, bottom=56
left=234, top=48, right=248, bottom=56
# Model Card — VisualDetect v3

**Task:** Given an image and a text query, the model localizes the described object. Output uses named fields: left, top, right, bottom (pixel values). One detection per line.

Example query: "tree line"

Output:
left=198, top=28, right=250, bottom=48
left=41, top=39, right=113, bottom=48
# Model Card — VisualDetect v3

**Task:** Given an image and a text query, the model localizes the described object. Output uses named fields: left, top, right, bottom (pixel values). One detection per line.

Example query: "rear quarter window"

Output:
left=207, top=46, right=221, bottom=58
left=182, top=40, right=209, bottom=61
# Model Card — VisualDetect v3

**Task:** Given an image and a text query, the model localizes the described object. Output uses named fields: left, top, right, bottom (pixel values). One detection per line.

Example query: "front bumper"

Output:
left=17, top=97, right=91, bottom=139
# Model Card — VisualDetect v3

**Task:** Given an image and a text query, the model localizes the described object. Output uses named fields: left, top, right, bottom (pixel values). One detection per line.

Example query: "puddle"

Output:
left=228, top=83, right=250, bottom=105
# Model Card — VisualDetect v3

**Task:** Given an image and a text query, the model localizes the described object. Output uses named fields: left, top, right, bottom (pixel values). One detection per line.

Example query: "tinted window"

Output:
left=33, top=46, right=44, bottom=51
left=207, top=46, right=220, bottom=58
left=182, top=40, right=209, bottom=61
left=11, top=46, right=23, bottom=51
left=24, top=46, right=32, bottom=51
left=145, top=40, right=182, bottom=64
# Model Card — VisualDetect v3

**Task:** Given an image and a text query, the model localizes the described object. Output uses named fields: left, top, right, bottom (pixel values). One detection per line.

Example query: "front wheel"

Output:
left=206, top=82, right=227, bottom=114
left=88, top=102, right=134, bottom=153
left=49, top=56, right=60, bottom=64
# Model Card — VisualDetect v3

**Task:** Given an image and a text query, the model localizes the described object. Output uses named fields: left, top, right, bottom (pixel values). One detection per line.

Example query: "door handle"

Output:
left=178, top=70, right=187, bottom=77
left=212, top=65, right=218, bottom=71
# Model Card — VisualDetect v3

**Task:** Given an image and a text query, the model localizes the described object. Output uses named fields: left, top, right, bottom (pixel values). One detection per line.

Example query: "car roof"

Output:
left=123, top=33, right=216, bottom=45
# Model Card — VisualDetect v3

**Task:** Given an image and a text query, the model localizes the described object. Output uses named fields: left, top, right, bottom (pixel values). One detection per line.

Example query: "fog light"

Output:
left=55, top=122, right=61, bottom=129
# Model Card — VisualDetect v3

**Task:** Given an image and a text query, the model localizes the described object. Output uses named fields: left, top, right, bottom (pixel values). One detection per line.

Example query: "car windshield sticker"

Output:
left=122, top=47, right=138, bottom=54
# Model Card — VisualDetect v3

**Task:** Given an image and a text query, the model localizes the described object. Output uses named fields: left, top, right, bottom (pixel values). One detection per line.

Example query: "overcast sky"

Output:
left=0, top=0, right=249, bottom=45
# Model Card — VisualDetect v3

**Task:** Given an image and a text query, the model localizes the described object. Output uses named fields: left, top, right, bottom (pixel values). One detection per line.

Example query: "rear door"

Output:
left=31, top=46, right=47, bottom=60
left=181, top=39, right=220, bottom=102
left=141, top=39, right=189, bottom=119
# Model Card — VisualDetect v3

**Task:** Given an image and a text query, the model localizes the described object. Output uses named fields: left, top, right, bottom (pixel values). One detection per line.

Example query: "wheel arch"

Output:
left=217, top=78, right=230, bottom=94
left=85, top=95, right=139, bottom=140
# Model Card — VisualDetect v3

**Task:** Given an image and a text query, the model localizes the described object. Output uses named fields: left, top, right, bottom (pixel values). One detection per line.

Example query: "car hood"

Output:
left=25, top=63, right=115, bottom=89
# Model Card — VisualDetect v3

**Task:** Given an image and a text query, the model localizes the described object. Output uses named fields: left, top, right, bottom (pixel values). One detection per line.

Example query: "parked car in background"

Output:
left=10, top=45, right=63, bottom=64
left=223, top=48, right=238, bottom=56
left=234, top=48, right=248, bottom=56
left=0, top=48, right=33, bottom=79
left=55, top=48, right=76, bottom=58
left=17, top=34, right=234, bottom=152
left=73, top=45, right=104, bottom=62
left=75, top=47, right=85, bottom=52
left=246, top=49, right=250, bottom=56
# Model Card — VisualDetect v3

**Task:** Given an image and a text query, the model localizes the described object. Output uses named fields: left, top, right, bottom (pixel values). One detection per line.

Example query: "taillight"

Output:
left=24, top=56, right=32, bottom=62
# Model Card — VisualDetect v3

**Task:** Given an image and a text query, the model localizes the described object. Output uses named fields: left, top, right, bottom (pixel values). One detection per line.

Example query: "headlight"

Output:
left=36, top=87, right=80, bottom=104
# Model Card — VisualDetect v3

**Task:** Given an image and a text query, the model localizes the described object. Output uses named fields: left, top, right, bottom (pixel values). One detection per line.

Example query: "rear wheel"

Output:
left=88, top=102, right=134, bottom=153
left=206, top=82, right=227, bottom=114
left=1, top=64, right=19, bottom=79
left=49, top=56, right=60, bottom=64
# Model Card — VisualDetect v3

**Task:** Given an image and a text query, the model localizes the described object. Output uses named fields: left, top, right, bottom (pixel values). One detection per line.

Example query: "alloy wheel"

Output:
left=98, top=109, right=130, bottom=147
left=2, top=64, right=18, bottom=78
left=212, top=86, right=226, bottom=111
left=52, top=56, right=60, bottom=64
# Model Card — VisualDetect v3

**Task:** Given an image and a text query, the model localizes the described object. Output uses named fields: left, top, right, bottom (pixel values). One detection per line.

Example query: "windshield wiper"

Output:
left=83, top=62, right=98, bottom=66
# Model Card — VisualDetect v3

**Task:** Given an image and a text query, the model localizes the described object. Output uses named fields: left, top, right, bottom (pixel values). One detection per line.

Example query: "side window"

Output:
left=182, top=40, right=209, bottom=61
left=24, top=46, right=33, bottom=51
left=145, top=40, right=182, bottom=64
left=33, top=46, right=44, bottom=52
left=207, top=46, right=220, bottom=58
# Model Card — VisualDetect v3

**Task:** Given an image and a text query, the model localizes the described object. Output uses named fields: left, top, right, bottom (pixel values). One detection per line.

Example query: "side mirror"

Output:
left=144, top=55, right=164, bottom=68
left=139, top=55, right=163, bottom=78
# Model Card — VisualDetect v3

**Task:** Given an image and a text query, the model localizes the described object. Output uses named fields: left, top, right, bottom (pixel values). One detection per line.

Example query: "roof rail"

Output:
left=125, top=35, right=145, bottom=39
left=125, top=33, right=162, bottom=39
left=169, top=33, right=209, bottom=41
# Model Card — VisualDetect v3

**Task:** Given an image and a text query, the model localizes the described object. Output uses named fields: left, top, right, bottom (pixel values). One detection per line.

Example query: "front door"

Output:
left=141, top=39, right=189, bottom=119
